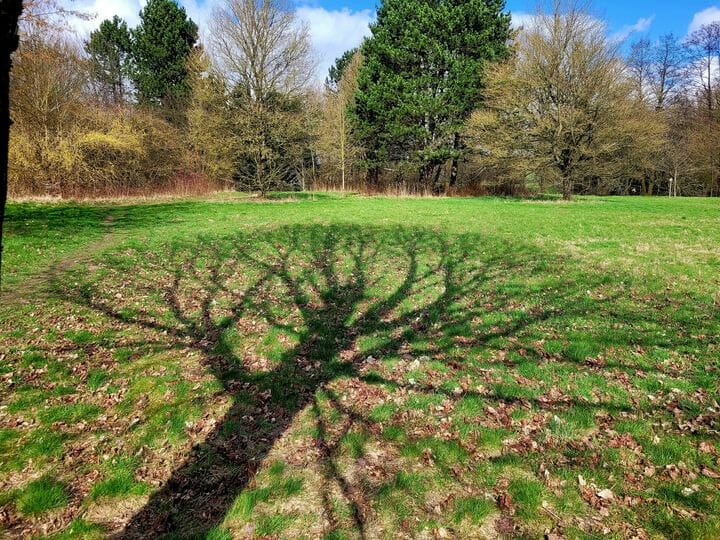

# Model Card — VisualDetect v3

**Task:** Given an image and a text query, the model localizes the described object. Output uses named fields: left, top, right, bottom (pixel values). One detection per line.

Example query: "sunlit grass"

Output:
left=1, top=194, right=719, bottom=538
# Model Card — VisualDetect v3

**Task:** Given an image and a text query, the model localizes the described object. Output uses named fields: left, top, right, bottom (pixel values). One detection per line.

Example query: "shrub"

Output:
left=8, top=105, right=203, bottom=198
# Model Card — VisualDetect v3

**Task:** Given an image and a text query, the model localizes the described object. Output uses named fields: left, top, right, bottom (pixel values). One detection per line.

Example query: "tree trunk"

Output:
left=339, top=107, right=345, bottom=193
left=310, top=149, right=316, bottom=189
left=432, top=164, right=442, bottom=196
left=448, top=132, right=460, bottom=193
left=1, top=0, right=23, bottom=288
left=366, top=166, right=378, bottom=191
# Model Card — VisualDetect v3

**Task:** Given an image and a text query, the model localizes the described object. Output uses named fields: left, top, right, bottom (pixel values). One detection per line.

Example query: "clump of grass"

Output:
left=65, top=329, right=95, bottom=345
left=508, top=478, right=544, bottom=519
left=7, top=389, right=50, bottom=413
left=643, top=436, right=695, bottom=467
left=378, top=471, right=428, bottom=501
left=39, top=403, right=102, bottom=425
left=478, top=426, right=512, bottom=448
left=86, top=369, right=109, bottom=391
left=113, top=347, right=133, bottom=363
left=453, top=496, right=493, bottom=524
left=16, top=477, right=70, bottom=516
left=282, top=477, right=304, bottom=497
left=89, top=458, right=148, bottom=500
left=256, top=513, right=296, bottom=536
left=5, top=428, right=67, bottom=471
left=551, top=404, right=597, bottom=439
left=401, top=437, right=469, bottom=473
left=381, top=425, right=406, bottom=442
left=565, top=339, right=600, bottom=362
left=205, top=526, right=232, bottom=540
left=368, top=403, right=396, bottom=422
left=492, top=381, right=538, bottom=400
left=22, top=351, right=48, bottom=368
left=227, top=487, right=272, bottom=520
left=341, top=430, right=369, bottom=458
left=268, top=460, right=286, bottom=477
left=454, top=394, right=486, bottom=417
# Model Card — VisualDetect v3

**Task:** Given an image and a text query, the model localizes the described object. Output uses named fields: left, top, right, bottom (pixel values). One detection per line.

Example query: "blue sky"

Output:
left=505, top=0, right=720, bottom=39
left=69, top=0, right=720, bottom=81
left=302, top=0, right=720, bottom=38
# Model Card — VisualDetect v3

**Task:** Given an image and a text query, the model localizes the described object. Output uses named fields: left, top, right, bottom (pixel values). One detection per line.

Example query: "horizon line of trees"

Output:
left=8, top=0, right=720, bottom=199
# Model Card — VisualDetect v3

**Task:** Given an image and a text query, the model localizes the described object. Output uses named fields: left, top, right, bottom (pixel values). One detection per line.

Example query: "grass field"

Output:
left=1, top=194, right=719, bottom=539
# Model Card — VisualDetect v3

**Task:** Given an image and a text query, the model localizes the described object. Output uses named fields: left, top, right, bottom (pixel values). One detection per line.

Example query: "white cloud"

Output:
left=64, top=1, right=371, bottom=81
left=63, top=0, right=214, bottom=38
left=611, top=15, right=654, bottom=42
left=65, top=0, right=143, bottom=36
left=296, top=6, right=373, bottom=82
left=510, top=11, right=535, bottom=30
left=179, top=0, right=216, bottom=40
left=511, top=10, right=655, bottom=45
left=688, top=6, right=720, bottom=34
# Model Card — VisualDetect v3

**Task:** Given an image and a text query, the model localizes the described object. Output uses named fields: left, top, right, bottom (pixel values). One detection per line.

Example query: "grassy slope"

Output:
left=0, top=194, right=719, bottom=539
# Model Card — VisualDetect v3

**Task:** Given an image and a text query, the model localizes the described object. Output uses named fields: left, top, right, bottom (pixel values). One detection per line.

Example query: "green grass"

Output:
left=453, top=496, right=494, bottom=524
left=38, top=403, right=102, bottom=425
left=89, top=457, right=149, bottom=500
left=15, top=477, right=70, bottom=516
left=508, top=478, right=544, bottom=519
left=1, top=193, right=719, bottom=538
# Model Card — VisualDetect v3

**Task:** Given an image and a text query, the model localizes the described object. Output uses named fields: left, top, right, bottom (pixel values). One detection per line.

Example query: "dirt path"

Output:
left=0, top=214, right=124, bottom=306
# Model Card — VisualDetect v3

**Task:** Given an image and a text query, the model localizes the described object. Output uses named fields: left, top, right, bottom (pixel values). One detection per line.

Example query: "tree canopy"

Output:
left=85, top=16, right=131, bottom=104
left=130, top=0, right=198, bottom=112
left=353, top=0, right=511, bottom=192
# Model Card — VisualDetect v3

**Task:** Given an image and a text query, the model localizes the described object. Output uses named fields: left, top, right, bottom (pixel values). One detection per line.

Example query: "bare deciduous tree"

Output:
left=467, top=0, right=665, bottom=199
left=317, top=51, right=363, bottom=192
left=204, top=0, right=317, bottom=195
left=685, top=22, right=720, bottom=113
left=628, top=38, right=652, bottom=103
left=10, top=35, right=86, bottom=134
left=209, top=0, right=315, bottom=102
left=19, top=0, right=90, bottom=33
left=651, top=34, right=686, bottom=109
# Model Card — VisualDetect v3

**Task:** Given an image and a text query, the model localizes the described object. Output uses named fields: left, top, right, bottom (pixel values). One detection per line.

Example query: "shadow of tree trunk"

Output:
left=64, top=226, right=438, bottom=537
left=60, top=224, right=622, bottom=538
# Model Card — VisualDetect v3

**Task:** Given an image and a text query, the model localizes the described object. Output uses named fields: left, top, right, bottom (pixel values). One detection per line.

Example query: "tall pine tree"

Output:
left=353, top=0, right=510, bottom=193
left=130, top=0, right=197, bottom=115
left=85, top=16, right=132, bottom=104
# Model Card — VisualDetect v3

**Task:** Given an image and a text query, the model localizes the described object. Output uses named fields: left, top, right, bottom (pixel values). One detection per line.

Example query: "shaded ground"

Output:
left=1, top=195, right=719, bottom=539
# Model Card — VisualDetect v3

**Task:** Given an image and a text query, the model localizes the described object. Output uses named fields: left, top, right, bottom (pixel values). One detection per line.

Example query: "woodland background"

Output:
left=8, top=0, right=720, bottom=199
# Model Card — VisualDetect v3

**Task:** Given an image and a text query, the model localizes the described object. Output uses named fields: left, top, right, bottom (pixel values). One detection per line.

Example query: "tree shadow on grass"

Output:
left=59, top=224, right=688, bottom=538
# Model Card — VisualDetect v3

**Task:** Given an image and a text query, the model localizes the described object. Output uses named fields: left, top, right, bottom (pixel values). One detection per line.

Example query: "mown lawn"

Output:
left=0, top=194, right=719, bottom=539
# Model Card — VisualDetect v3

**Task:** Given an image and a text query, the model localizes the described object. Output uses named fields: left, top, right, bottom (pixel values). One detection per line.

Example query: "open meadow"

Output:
left=1, top=194, right=719, bottom=539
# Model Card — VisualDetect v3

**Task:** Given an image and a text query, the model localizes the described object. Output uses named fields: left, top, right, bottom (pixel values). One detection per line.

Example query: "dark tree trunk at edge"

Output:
left=0, top=0, right=23, bottom=289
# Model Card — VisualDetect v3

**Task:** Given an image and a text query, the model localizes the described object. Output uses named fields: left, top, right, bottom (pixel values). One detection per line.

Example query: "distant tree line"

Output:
left=317, top=0, right=720, bottom=198
left=464, top=2, right=720, bottom=198
left=7, top=0, right=720, bottom=198
left=9, top=0, right=202, bottom=197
